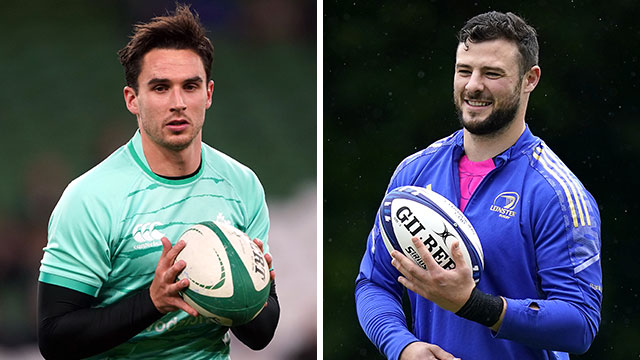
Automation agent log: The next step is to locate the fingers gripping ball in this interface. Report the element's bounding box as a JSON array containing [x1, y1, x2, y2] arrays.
[[175, 221, 271, 326], [379, 186, 484, 283]]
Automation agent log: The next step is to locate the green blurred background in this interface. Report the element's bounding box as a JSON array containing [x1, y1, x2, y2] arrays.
[[325, 0, 639, 359], [0, 0, 316, 359]]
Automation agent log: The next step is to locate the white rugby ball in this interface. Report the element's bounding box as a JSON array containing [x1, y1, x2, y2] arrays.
[[175, 221, 270, 326], [379, 186, 484, 283]]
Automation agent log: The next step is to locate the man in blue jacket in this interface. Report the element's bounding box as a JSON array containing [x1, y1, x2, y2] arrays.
[[355, 11, 602, 360]]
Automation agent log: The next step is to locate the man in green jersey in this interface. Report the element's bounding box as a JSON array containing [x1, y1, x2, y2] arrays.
[[37, 4, 279, 359]]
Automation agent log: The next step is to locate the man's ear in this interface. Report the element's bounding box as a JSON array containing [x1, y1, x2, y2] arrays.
[[523, 65, 541, 94], [124, 86, 139, 115], [205, 80, 214, 109]]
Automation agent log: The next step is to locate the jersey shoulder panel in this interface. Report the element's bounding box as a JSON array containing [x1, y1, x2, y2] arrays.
[[526, 142, 601, 272], [203, 144, 263, 184], [201, 143, 269, 245], [55, 144, 143, 232], [390, 132, 459, 188], [67, 145, 142, 201], [527, 142, 598, 230], [40, 144, 144, 294]]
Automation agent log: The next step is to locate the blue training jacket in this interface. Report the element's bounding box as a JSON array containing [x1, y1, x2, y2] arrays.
[[355, 126, 602, 360]]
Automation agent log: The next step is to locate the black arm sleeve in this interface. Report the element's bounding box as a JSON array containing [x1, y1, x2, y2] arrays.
[[37, 281, 164, 360], [230, 279, 280, 350]]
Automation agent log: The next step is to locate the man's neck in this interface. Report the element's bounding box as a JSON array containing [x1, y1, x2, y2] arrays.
[[140, 136, 202, 177], [462, 118, 526, 162]]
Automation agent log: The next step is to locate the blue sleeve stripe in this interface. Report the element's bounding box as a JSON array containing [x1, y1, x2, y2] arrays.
[[538, 147, 593, 227], [544, 145, 591, 226], [574, 253, 600, 274], [532, 149, 579, 226], [533, 147, 591, 228]]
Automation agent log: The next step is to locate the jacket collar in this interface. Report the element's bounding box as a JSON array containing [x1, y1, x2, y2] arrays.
[[452, 124, 538, 166]]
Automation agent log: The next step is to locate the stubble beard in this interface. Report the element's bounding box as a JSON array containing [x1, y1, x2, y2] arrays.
[[455, 87, 522, 137], [140, 117, 202, 152]]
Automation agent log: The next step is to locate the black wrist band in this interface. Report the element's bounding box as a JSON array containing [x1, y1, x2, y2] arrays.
[[455, 287, 504, 327]]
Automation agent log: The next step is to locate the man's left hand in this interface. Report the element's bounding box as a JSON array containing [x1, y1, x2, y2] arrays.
[[252, 238, 275, 282], [252, 238, 275, 309], [391, 237, 475, 312]]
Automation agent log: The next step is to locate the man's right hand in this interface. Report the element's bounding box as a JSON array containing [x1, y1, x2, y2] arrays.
[[149, 237, 199, 317], [400, 342, 461, 360]]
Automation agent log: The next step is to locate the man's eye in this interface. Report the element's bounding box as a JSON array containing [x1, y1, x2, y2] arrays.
[[486, 72, 501, 78], [153, 85, 168, 92], [185, 84, 199, 91], [457, 70, 471, 76]]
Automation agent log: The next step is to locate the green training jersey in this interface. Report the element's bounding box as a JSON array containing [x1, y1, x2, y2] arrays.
[[39, 131, 270, 359]]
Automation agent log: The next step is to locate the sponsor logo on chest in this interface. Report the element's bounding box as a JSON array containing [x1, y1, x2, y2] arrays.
[[489, 191, 520, 220], [131, 221, 165, 249], [129, 213, 233, 248]]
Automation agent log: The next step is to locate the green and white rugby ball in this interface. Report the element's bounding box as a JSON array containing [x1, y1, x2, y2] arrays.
[[175, 221, 270, 326]]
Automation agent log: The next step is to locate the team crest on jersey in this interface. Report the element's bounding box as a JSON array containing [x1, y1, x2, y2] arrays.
[[132, 222, 165, 249], [215, 212, 232, 226], [490, 192, 520, 220]]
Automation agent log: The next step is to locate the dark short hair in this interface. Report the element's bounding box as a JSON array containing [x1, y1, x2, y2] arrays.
[[457, 11, 539, 75], [117, 4, 214, 92]]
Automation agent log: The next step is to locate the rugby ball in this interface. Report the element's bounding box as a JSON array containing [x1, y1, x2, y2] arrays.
[[175, 221, 270, 326], [379, 186, 484, 283]]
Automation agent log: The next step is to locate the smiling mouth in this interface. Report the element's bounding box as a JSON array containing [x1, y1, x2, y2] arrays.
[[465, 99, 493, 107]]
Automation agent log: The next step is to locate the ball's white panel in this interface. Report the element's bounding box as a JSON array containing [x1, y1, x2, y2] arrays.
[[176, 224, 235, 298], [390, 198, 467, 270], [379, 186, 484, 282], [417, 187, 484, 266], [174, 221, 271, 325]]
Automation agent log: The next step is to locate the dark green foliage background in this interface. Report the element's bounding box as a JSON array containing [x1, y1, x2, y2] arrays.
[[325, 1, 639, 358]]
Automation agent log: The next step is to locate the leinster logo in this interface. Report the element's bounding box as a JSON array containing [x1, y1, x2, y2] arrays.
[[490, 191, 520, 219]]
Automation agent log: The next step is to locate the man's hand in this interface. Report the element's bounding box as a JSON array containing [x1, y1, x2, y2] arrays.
[[391, 237, 475, 312], [252, 238, 275, 309], [149, 237, 198, 317], [400, 342, 461, 360], [253, 238, 275, 282]]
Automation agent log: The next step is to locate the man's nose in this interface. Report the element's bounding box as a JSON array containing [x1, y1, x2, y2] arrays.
[[170, 88, 187, 112], [465, 71, 485, 93]]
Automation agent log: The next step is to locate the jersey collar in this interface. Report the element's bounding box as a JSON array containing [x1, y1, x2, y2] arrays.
[[453, 124, 538, 166], [126, 130, 205, 185]]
